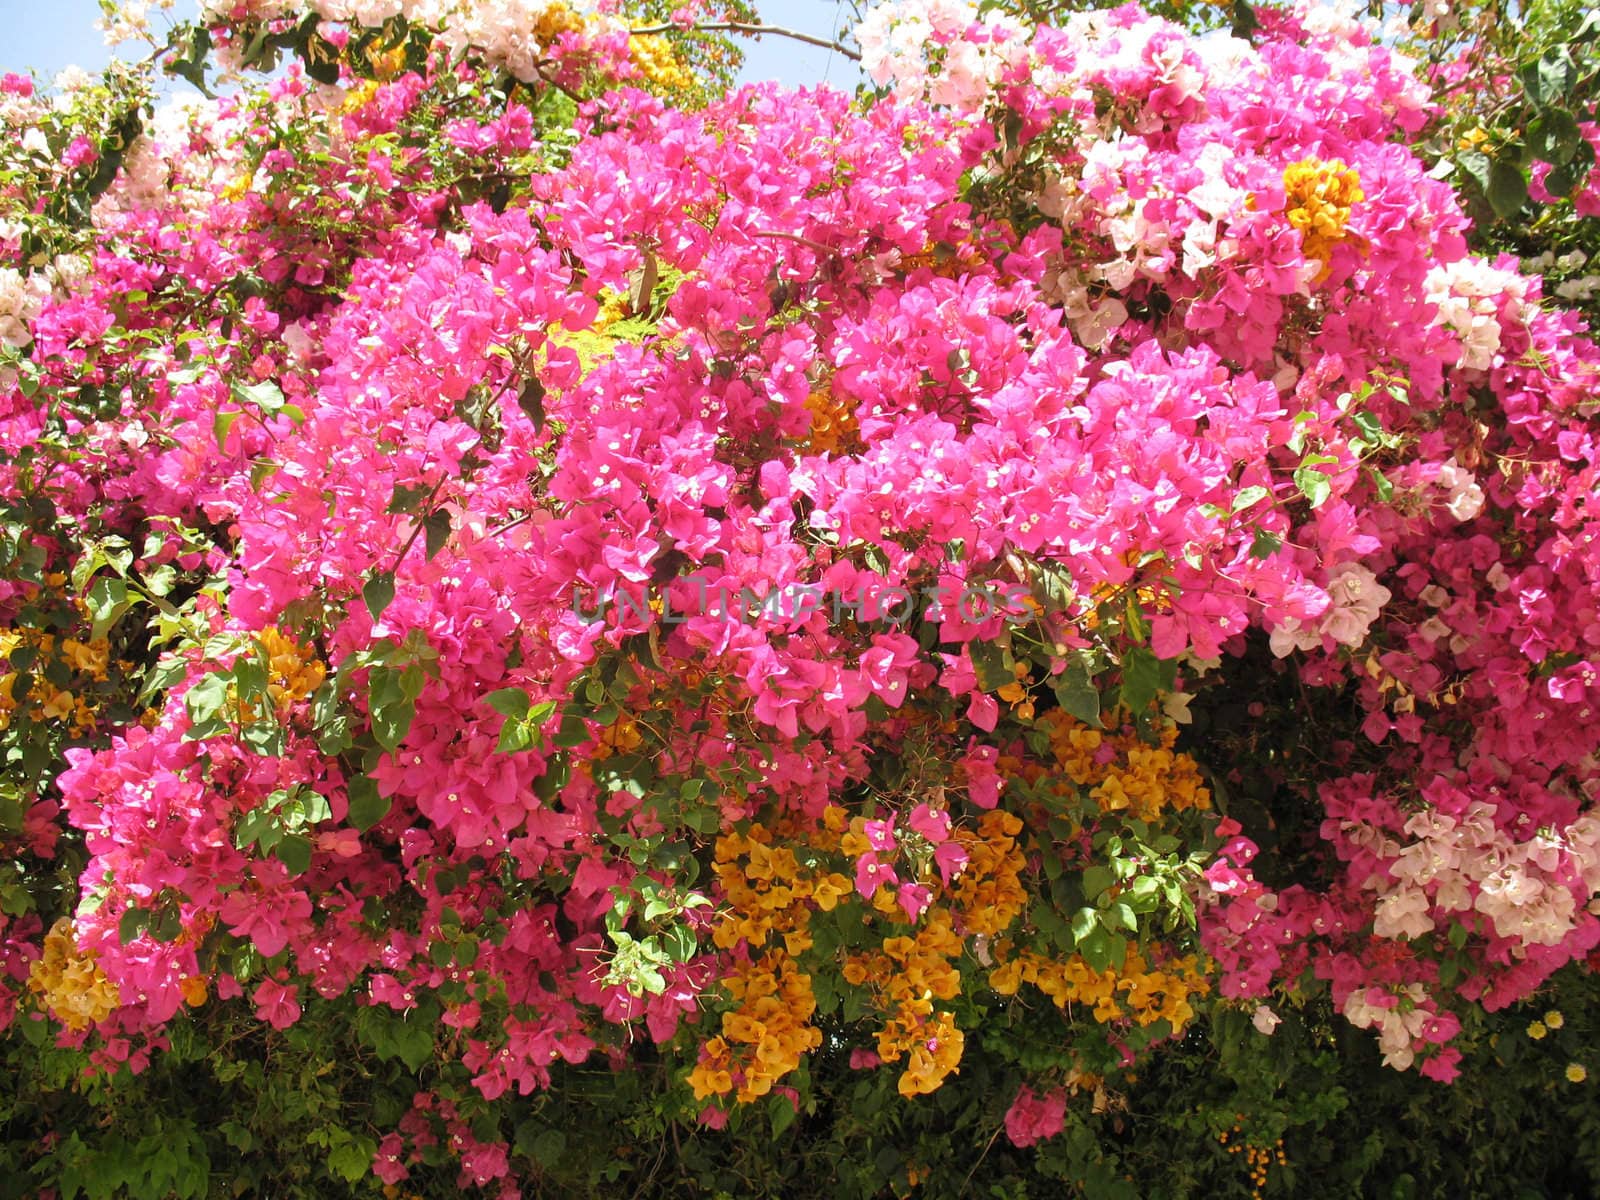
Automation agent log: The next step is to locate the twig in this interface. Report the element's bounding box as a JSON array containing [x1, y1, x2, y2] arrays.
[[628, 22, 862, 62], [747, 229, 839, 256], [961, 1122, 1005, 1193]]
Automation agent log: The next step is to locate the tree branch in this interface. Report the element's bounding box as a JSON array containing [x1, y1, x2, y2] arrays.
[[628, 22, 861, 62]]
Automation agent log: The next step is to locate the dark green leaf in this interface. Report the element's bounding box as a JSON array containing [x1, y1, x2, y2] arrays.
[[119, 907, 148, 944], [275, 834, 312, 875], [518, 376, 546, 433], [387, 483, 431, 514], [423, 510, 451, 561], [1249, 527, 1282, 559], [486, 687, 531, 718], [1455, 149, 1491, 195], [1520, 47, 1575, 107], [1487, 157, 1529, 219], [969, 639, 1012, 692], [1530, 109, 1583, 166], [1119, 646, 1163, 715], [1081, 864, 1114, 901], [363, 572, 396, 622], [1052, 659, 1102, 728]]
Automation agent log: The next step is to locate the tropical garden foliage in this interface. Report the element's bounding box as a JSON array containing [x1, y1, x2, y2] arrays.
[[1, 0, 1598, 1196]]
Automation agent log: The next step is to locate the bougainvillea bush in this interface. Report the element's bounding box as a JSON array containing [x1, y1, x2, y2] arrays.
[[3, 0, 1599, 1196]]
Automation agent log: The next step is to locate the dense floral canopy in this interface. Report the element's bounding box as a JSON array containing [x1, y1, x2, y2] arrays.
[[1, 0, 1599, 1196]]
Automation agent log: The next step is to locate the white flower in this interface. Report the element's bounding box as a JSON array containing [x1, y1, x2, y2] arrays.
[[1436, 457, 1484, 521]]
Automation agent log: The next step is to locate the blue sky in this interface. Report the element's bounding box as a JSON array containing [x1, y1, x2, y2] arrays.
[[3, 0, 863, 88]]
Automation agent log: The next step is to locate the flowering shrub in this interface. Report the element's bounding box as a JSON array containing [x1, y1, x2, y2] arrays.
[[2, 0, 1599, 1195]]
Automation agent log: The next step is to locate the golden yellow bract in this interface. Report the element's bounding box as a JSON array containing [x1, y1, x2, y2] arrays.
[[26, 919, 120, 1031], [1281, 157, 1364, 281]]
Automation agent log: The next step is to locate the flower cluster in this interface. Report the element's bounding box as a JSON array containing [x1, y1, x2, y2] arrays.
[[3, 0, 1600, 1188], [1280, 157, 1364, 278], [689, 948, 822, 1104], [844, 912, 966, 1096], [1035, 710, 1211, 824], [26, 919, 121, 1032], [0, 627, 110, 735]]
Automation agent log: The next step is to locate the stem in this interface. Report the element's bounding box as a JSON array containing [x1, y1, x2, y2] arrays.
[[746, 229, 839, 256], [628, 22, 862, 62]]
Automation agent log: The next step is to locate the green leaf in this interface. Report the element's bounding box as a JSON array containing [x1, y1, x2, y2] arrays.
[[328, 1137, 377, 1184], [1081, 864, 1114, 901], [1546, 160, 1583, 198], [969, 639, 1012, 692], [1249, 527, 1282, 559], [387, 483, 431, 514], [423, 510, 451, 560], [486, 687, 531, 719], [214, 408, 241, 452], [1070, 905, 1098, 946], [1119, 646, 1162, 714], [184, 671, 232, 726], [1520, 47, 1575, 107], [345, 774, 388, 832], [664, 923, 697, 962], [1293, 465, 1333, 509], [302, 36, 343, 85], [1455, 148, 1490, 195], [1053, 659, 1102, 727], [1108, 901, 1138, 932], [1230, 485, 1269, 513], [496, 721, 534, 754], [119, 907, 148, 944], [1530, 108, 1584, 166], [1367, 466, 1395, 503], [235, 805, 275, 850], [275, 834, 312, 875], [367, 666, 417, 752], [150, 905, 182, 943], [231, 379, 284, 413], [143, 563, 178, 597], [86, 576, 131, 640], [362, 572, 396, 622], [1486, 157, 1529, 219], [1078, 924, 1115, 972], [769, 1094, 797, 1138], [517, 376, 546, 433]]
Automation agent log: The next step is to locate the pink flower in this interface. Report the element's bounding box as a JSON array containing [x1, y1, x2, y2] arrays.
[[1004, 1084, 1067, 1147], [907, 802, 952, 844], [855, 853, 898, 900], [897, 882, 934, 921], [862, 817, 897, 852], [933, 840, 970, 885], [253, 977, 301, 1030], [62, 136, 98, 171], [1419, 1046, 1462, 1083]]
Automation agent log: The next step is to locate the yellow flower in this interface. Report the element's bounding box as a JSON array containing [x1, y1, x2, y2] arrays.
[[1545, 1010, 1565, 1030], [1281, 157, 1363, 279], [1567, 1063, 1587, 1083], [1528, 1020, 1548, 1040]]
